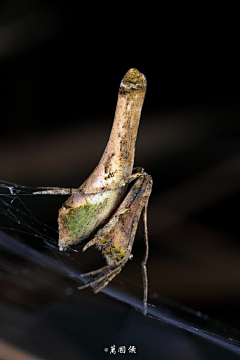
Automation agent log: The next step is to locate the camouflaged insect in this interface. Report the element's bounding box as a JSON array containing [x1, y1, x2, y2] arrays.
[[34, 69, 152, 315]]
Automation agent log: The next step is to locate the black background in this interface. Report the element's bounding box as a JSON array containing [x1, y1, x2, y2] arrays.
[[0, 1, 240, 359]]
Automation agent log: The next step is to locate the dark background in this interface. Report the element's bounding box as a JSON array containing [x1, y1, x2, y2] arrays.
[[0, 1, 240, 359]]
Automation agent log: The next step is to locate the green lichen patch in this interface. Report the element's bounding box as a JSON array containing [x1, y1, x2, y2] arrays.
[[60, 200, 107, 240]]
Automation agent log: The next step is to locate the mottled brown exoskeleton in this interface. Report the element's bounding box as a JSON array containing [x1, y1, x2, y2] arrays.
[[34, 69, 152, 315]]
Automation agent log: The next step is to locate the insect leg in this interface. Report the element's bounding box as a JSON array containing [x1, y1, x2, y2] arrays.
[[93, 266, 122, 294], [78, 266, 121, 291], [121, 174, 152, 315], [77, 269, 110, 290], [141, 200, 150, 316], [32, 187, 79, 195], [82, 237, 99, 252], [82, 208, 130, 253], [133, 167, 144, 174], [79, 263, 118, 277], [32, 172, 146, 195]]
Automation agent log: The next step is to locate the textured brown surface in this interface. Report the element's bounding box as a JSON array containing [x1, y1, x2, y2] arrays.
[[58, 69, 147, 251]]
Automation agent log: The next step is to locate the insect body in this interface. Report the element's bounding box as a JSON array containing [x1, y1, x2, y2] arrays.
[[34, 69, 152, 314]]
